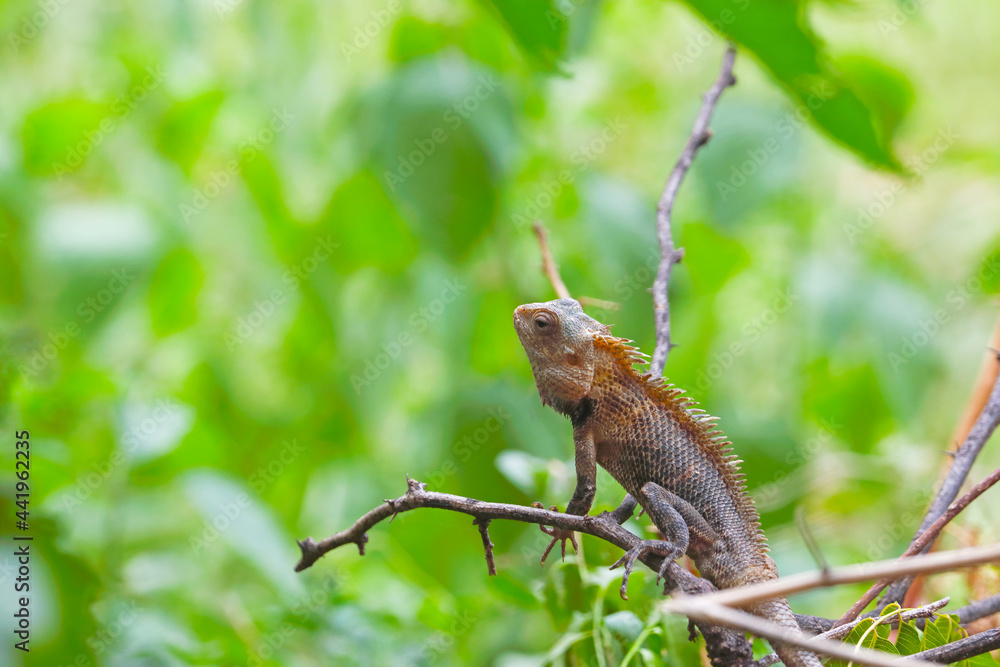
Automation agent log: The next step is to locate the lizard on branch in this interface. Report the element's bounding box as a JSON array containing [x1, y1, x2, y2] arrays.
[[514, 297, 822, 667]]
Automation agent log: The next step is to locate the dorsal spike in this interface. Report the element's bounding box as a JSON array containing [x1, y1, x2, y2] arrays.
[[592, 333, 769, 550]]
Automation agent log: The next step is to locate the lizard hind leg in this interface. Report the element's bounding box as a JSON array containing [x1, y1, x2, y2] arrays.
[[610, 482, 707, 600]]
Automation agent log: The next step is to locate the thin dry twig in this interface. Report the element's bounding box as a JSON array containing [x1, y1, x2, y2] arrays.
[[531, 223, 622, 311], [878, 352, 1000, 608], [948, 313, 1000, 450], [836, 464, 1000, 627], [532, 221, 571, 300], [954, 592, 1000, 625], [663, 597, 942, 667], [650, 43, 736, 377]]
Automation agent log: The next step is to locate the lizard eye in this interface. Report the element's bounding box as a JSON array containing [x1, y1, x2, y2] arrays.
[[533, 311, 556, 332]]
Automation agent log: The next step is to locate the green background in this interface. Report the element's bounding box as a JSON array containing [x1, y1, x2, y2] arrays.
[[1, 0, 998, 665]]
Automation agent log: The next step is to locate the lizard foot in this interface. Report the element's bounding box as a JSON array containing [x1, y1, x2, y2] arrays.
[[532, 502, 579, 565], [609, 539, 682, 600]]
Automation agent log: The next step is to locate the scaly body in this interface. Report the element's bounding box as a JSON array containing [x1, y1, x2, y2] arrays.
[[514, 298, 820, 667]]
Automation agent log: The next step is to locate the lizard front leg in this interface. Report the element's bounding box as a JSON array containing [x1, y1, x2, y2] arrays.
[[538, 426, 597, 564], [610, 481, 719, 600]]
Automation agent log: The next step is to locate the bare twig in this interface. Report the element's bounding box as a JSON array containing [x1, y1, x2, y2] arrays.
[[661, 543, 1000, 611], [532, 222, 571, 300], [910, 627, 1000, 663], [663, 597, 941, 667], [650, 44, 736, 376], [836, 465, 1000, 627], [531, 223, 621, 311], [474, 517, 497, 576], [879, 352, 1000, 607], [955, 592, 1000, 625], [578, 296, 621, 311]]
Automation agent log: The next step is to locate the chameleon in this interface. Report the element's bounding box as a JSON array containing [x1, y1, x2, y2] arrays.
[[513, 297, 821, 667]]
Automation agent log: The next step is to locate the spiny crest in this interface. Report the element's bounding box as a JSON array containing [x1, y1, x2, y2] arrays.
[[594, 333, 768, 550]]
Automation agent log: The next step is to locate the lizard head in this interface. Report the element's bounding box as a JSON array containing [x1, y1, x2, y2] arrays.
[[513, 298, 610, 414]]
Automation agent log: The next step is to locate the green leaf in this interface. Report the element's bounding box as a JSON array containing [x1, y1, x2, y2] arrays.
[[389, 16, 452, 63], [968, 651, 1000, 667], [923, 614, 963, 650], [156, 90, 225, 175], [845, 617, 875, 645], [681, 0, 903, 170], [148, 248, 204, 336], [21, 99, 108, 176], [835, 55, 914, 142], [894, 621, 922, 655], [484, 0, 566, 71], [603, 611, 644, 645]]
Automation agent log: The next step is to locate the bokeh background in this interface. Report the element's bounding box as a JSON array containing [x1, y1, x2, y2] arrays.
[[1, 0, 999, 665]]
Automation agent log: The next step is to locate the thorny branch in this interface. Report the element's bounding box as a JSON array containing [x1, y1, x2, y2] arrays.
[[650, 43, 736, 377], [296, 478, 756, 667]]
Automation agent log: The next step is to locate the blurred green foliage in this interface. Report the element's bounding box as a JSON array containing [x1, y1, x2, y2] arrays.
[[1, 0, 999, 665]]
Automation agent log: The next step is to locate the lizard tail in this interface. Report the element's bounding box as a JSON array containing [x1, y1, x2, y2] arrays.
[[750, 597, 823, 667]]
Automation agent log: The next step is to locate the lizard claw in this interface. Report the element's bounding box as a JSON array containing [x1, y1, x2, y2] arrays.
[[609, 539, 680, 600], [533, 502, 579, 565]]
